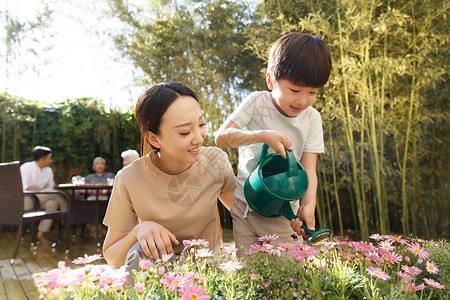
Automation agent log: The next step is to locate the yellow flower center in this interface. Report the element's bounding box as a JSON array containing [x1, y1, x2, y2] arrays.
[[375, 272, 381, 276], [415, 249, 422, 254], [172, 280, 180, 285], [302, 252, 310, 256], [189, 293, 199, 300]]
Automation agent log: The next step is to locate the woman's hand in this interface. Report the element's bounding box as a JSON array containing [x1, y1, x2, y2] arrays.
[[133, 221, 179, 259]]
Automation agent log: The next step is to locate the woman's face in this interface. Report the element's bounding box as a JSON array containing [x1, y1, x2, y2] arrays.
[[148, 95, 207, 174]]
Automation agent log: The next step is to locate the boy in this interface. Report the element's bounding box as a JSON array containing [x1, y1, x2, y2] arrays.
[[215, 32, 331, 254]]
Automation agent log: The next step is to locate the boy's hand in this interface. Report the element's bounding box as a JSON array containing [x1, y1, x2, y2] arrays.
[[261, 130, 293, 159], [290, 204, 316, 239]]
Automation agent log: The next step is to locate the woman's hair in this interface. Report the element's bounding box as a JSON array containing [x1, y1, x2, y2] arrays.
[[268, 32, 332, 88], [135, 82, 199, 155]]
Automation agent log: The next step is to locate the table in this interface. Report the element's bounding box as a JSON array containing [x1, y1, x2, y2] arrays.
[[57, 183, 113, 249]]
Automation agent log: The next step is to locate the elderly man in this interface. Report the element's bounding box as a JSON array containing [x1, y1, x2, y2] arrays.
[[121, 149, 140, 168], [20, 146, 67, 244], [85, 157, 115, 200]]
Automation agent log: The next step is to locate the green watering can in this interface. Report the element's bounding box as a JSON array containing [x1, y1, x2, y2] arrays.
[[244, 143, 332, 245]]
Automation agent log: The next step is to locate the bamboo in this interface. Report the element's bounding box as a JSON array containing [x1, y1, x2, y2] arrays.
[[337, 10, 366, 240], [401, 7, 417, 235], [329, 127, 344, 236]]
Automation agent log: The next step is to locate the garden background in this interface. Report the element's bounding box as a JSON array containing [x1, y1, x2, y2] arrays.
[[1, 0, 448, 242]]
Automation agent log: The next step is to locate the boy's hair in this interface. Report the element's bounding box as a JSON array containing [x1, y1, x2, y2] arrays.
[[268, 32, 332, 88], [32, 146, 52, 161]]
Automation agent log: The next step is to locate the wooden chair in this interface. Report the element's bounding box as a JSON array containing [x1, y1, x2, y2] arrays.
[[0, 161, 69, 264]]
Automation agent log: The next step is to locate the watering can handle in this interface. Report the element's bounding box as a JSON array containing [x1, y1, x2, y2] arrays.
[[260, 144, 298, 178]]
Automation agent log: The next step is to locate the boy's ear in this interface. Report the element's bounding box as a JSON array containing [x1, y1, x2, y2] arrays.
[[266, 72, 274, 90], [146, 131, 160, 149]]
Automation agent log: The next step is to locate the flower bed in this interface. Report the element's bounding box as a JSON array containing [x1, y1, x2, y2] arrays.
[[35, 235, 449, 299]]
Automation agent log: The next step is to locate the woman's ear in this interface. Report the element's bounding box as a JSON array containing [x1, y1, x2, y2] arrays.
[[146, 131, 160, 149], [266, 72, 274, 90]]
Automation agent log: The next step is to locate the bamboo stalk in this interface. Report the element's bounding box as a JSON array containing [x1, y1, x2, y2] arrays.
[[329, 127, 344, 236], [337, 10, 366, 240]]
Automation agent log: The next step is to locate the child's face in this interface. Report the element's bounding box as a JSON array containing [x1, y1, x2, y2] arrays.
[[267, 74, 319, 117], [148, 95, 207, 174]]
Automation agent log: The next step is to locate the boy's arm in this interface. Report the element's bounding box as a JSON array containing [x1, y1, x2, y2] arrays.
[[290, 152, 318, 238], [215, 120, 293, 159]]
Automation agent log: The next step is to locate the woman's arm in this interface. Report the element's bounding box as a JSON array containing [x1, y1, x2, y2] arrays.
[[103, 221, 180, 268]]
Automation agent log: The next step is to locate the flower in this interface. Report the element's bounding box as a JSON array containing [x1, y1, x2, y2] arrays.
[[183, 239, 209, 248], [218, 261, 244, 272], [291, 245, 319, 263], [378, 240, 395, 252], [425, 260, 440, 275], [72, 254, 103, 264], [162, 272, 186, 291], [35, 266, 85, 289], [221, 247, 238, 255], [423, 278, 446, 289], [402, 283, 425, 292], [179, 284, 210, 300], [247, 243, 271, 255], [365, 266, 391, 280], [265, 244, 285, 257], [135, 282, 145, 294], [139, 258, 152, 271], [369, 233, 384, 240], [257, 234, 279, 244], [196, 248, 214, 259], [385, 235, 408, 244], [401, 265, 422, 275], [383, 252, 402, 265], [407, 242, 430, 260]]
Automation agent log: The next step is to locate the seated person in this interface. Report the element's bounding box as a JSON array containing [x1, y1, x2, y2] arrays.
[[20, 146, 67, 244], [84, 157, 115, 200], [121, 149, 140, 168]]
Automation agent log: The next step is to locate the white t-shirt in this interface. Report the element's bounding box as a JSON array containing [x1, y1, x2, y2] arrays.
[[225, 91, 325, 203], [20, 161, 55, 190]]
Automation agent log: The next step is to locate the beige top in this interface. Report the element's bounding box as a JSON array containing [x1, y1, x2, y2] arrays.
[[103, 147, 236, 254]]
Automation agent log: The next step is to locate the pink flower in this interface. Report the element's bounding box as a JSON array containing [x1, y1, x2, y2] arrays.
[[35, 267, 85, 289], [250, 273, 257, 281], [278, 242, 297, 250], [247, 244, 271, 255], [156, 253, 174, 264], [423, 278, 446, 289], [425, 260, 439, 275], [72, 253, 103, 264], [291, 245, 319, 263], [183, 239, 209, 248], [135, 282, 145, 294], [365, 266, 391, 280], [265, 244, 285, 257], [369, 233, 384, 241], [98, 266, 128, 290], [162, 272, 186, 291], [218, 261, 244, 272], [407, 242, 430, 260], [385, 235, 408, 244], [195, 249, 214, 259], [383, 252, 402, 265], [179, 284, 210, 300], [353, 241, 376, 252], [378, 240, 395, 252], [396, 271, 411, 283], [257, 234, 279, 244], [221, 247, 238, 255], [401, 265, 422, 276], [402, 283, 425, 292], [139, 258, 152, 271]]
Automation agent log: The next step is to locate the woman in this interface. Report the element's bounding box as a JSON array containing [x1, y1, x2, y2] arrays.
[[102, 82, 236, 270]]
